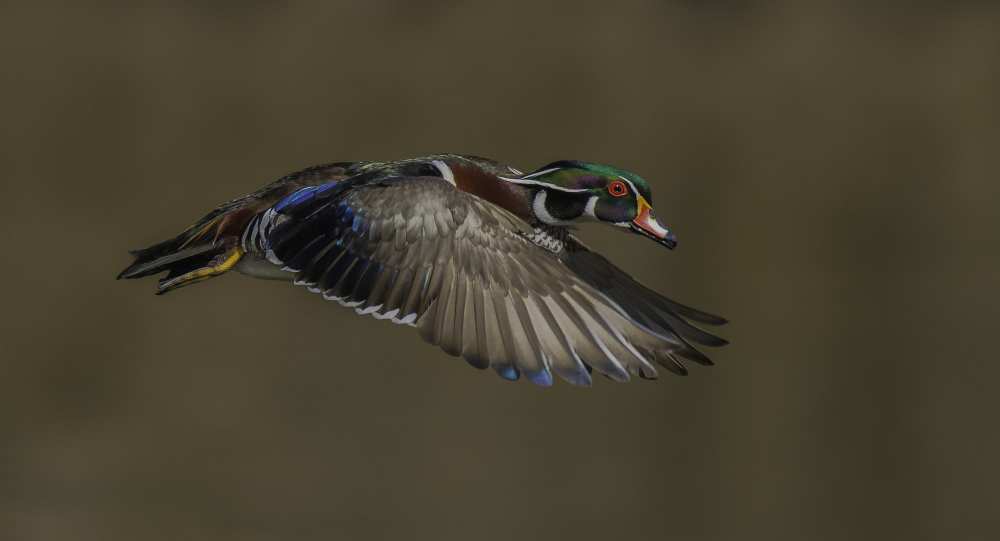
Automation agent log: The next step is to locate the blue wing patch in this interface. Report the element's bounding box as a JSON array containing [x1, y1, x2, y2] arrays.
[[273, 181, 340, 213]]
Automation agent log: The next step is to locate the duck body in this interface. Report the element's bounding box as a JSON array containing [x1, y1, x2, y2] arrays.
[[119, 154, 726, 386], [241, 155, 533, 281]]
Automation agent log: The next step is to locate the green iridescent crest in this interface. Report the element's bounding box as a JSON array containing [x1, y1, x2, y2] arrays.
[[513, 160, 650, 196]]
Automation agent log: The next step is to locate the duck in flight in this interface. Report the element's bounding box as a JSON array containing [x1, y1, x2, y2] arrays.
[[118, 154, 727, 386]]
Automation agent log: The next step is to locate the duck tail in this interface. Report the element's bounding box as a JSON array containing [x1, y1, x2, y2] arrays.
[[118, 161, 362, 294], [117, 204, 258, 294]]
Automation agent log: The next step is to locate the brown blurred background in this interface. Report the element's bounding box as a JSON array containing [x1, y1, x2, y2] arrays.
[[2, 1, 998, 540]]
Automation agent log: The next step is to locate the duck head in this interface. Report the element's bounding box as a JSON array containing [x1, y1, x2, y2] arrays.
[[501, 161, 677, 249]]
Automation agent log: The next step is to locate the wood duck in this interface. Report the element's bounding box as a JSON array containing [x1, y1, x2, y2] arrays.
[[119, 154, 727, 386]]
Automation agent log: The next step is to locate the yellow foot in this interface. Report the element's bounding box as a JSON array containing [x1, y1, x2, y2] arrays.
[[156, 247, 244, 295]]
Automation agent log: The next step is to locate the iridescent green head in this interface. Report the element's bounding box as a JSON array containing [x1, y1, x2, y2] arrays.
[[501, 160, 677, 249]]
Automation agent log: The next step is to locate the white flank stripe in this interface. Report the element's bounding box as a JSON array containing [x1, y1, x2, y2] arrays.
[[431, 160, 456, 186]]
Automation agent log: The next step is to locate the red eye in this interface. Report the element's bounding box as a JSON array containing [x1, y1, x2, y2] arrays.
[[608, 180, 629, 197]]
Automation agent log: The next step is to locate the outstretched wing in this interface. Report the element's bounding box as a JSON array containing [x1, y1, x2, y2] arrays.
[[260, 175, 718, 385]]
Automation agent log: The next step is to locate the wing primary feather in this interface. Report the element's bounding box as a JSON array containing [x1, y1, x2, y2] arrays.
[[320, 250, 358, 293], [444, 263, 466, 357], [361, 263, 393, 309], [660, 298, 728, 326], [491, 284, 518, 361], [466, 274, 491, 369], [634, 347, 660, 379], [534, 296, 591, 385], [480, 284, 513, 379], [507, 294, 549, 385], [460, 276, 487, 369], [671, 335, 715, 366], [401, 266, 428, 321], [384, 267, 413, 316], [546, 291, 606, 378], [344, 257, 378, 304], [561, 290, 630, 382], [655, 351, 689, 376], [589, 302, 660, 377], [355, 258, 382, 303], [420, 239, 452, 314], [296, 239, 343, 286], [434, 263, 461, 355], [283, 233, 334, 273], [655, 310, 729, 347]]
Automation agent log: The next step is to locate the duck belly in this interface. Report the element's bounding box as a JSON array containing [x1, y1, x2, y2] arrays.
[[235, 255, 293, 280]]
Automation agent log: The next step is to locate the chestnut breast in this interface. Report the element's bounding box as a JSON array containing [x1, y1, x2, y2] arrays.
[[448, 161, 532, 219]]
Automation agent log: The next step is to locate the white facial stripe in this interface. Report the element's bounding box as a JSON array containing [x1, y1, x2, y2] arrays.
[[619, 176, 643, 201], [497, 175, 591, 193], [523, 167, 562, 179], [431, 160, 456, 186]]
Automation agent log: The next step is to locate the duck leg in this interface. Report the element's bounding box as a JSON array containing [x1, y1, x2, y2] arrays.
[[156, 246, 244, 295]]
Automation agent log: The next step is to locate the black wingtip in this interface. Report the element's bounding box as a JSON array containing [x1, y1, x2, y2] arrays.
[[675, 344, 716, 366], [684, 311, 729, 327], [663, 298, 728, 326], [660, 311, 729, 348], [704, 335, 730, 348], [655, 352, 689, 376]]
